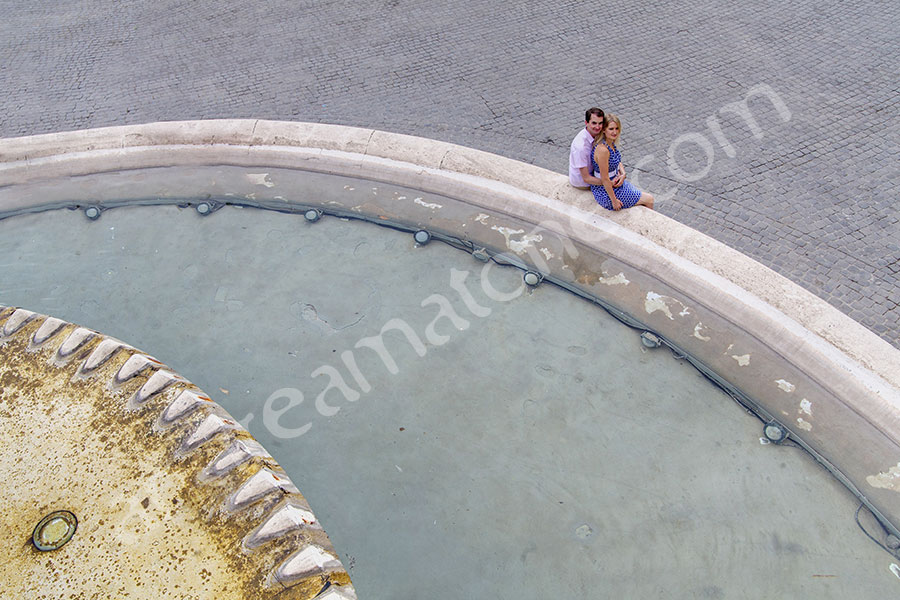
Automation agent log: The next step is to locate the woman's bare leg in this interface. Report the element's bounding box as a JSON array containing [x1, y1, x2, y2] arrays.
[[636, 192, 654, 210]]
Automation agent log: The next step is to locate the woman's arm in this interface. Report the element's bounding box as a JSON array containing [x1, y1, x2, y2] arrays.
[[594, 145, 623, 210]]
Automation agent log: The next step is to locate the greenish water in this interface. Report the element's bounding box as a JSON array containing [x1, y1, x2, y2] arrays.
[[1, 197, 896, 598]]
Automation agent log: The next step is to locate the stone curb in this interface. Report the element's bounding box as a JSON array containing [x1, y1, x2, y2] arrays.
[[2, 120, 899, 533], [1, 120, 897, 390]]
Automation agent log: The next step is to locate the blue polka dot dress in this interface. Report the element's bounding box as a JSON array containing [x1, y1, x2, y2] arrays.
[[590, 141, 643, 210]]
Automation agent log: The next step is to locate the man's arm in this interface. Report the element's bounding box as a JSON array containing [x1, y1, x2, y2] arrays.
[[586, 165, 626, 188], [578, 166, 605, 187]]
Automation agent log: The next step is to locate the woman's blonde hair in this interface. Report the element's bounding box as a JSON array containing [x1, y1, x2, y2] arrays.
[[604, 114, 622, 139], [592, 113, 622, 149]]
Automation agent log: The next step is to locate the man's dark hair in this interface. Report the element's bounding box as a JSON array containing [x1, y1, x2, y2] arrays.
[[585, 107, 605, 122]]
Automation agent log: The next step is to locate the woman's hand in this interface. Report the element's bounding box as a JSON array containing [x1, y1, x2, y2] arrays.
[[611, 195, 624, 210], [612, 165, 626, 187]]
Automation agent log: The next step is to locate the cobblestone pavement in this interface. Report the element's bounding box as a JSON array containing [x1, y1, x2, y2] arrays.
[[1, 0, 898, 347]]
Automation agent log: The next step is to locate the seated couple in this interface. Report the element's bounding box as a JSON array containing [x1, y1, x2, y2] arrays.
[[569, 107, 654, 211]]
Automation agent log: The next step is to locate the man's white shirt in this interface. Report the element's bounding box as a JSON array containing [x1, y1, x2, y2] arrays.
[[568, 127, 594, 187]]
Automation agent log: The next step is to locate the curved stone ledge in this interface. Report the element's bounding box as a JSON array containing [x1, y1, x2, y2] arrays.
[[1, 120, 899, 537]]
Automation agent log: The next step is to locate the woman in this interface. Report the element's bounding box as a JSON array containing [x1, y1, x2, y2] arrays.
[[590, 115, 654, 211]]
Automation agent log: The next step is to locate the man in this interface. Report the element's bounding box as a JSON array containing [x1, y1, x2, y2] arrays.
[[568, 107, 625, 189]]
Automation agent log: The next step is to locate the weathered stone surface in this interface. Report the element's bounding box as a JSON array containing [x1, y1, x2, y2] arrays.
[[0, 308, 355, 599]]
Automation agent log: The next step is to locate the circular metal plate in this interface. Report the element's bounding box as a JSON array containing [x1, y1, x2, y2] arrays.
[[32, 511, 78, 551]]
